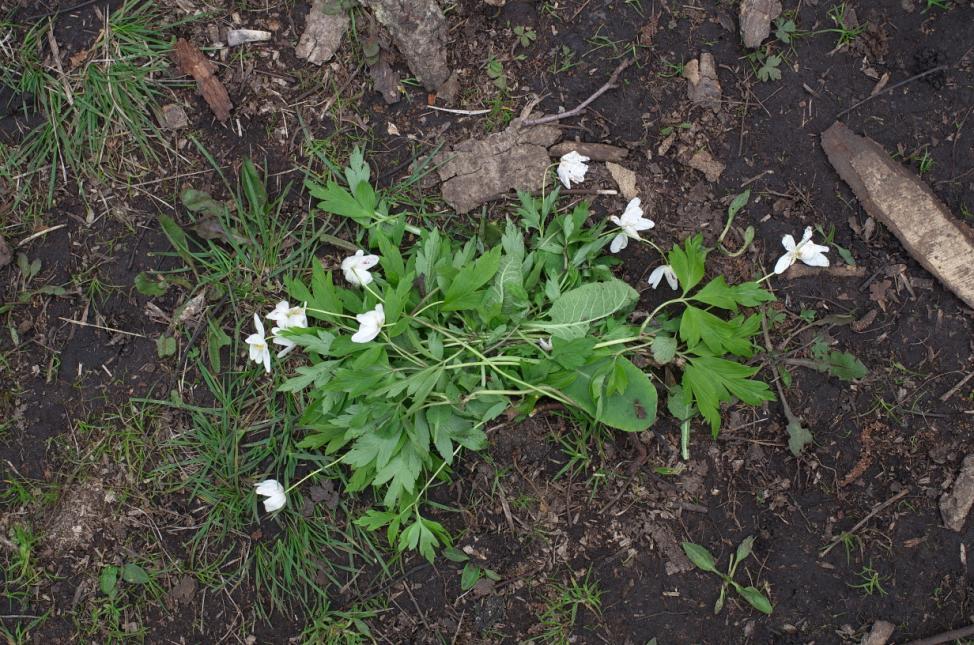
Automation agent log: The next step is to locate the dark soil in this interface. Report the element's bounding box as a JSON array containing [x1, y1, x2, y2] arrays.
[[2, 0, 973, 642]]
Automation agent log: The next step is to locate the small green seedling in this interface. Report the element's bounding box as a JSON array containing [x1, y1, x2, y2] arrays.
[[486, 57, 508, 91], [774, 17, 797, 43], [814, 223, 855, 266], [513, 25, 537, 48], [681, 537, 773, 615], [658, 58, 685, 78], [717, 190, 755, 257], [850, 564, 887, 596], [825, 3, 865, 48]]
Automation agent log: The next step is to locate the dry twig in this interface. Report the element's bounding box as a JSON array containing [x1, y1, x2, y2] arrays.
[[523, 59, 632, 127]]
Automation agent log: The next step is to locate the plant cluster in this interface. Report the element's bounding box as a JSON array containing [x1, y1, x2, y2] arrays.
[[240, 149, 811, 561]]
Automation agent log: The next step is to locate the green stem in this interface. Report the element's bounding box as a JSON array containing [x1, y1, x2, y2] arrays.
[[285, 455, 343, 494]]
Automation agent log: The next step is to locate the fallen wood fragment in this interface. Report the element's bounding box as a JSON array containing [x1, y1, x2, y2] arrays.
[[295, 0, 348, 65], [739, 0, 781, 48], [548, 142, 628, 162], [434, 118, 560, 214], [780, 264, 866, 279], [821, 122, 974, 308], [173, 39, 232, 122], [360, 0, 450, 91], [940, 454, 974, 532]]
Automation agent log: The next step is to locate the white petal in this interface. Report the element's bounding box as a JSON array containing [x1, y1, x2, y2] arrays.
[[610, 233, 627, 253], [781, 234, 796, 252], [800, 226, 814, 243], [557, 165, 572, 189], [800, 251, 830, 268], [631, 217, 655, 232], [253, 313, 264, 337], [774, 252, 795, 275], [262, 349, 271, 373], [664, 267, 679, 290], [648, 266, 665, 289]]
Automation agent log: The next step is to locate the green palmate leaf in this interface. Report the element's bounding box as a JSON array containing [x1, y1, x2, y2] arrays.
[[787, 419, 813, 456], [668, 234, 708, 293], [691, 276, 738, 310], [355, 509, 397, 531], [681, 542, 719, 573], [278, 361, 338, 393], [731, 282, 776, 307], [683, 355, 774, 435], [306, 179, 374, 226], [284, 329, 335, 355], [737, 585, 774, 615], [651, 335, 678, 364], [442, 245, 502, 311], [692, 277, 773, 311], [679, 306, 761, 357], [558, 356, 657, 432], [542, 278, 638, 339]]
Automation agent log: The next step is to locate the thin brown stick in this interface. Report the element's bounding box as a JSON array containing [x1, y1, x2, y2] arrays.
[[523, 59, 632, 127], [904, 624, 974, 645], [835, 65, 948, 118], [940, 371, 974, 402], [836, 44, 973, 119], [819, 488, 909, 558]]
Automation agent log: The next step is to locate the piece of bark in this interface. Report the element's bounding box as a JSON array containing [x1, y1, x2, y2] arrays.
[[158, 103, 189, 129], [781, 263, 867, 279], [435, 118, 561, 214], [548, 142, 629, 162], [173, 39, 232, 122], [360, 0, 450, 91], [739, 0, 782, 48], [679, 147, 724, 182], [607, 162, 638, 201], [683, 53, 722, 111], [862, 620, 895, 645], [369, 54, 400, 105], [821, 121, 974, 308], [295, 0, 349, 65], [940, 454, 974, 532]]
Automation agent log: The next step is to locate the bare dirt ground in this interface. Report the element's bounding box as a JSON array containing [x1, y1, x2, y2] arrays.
[[1, 0, 973, 643]]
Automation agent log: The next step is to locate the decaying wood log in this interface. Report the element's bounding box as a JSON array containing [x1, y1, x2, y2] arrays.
[[821, 121, 974, 309]]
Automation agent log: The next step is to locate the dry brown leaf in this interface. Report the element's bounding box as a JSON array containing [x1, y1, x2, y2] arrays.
[[173, 38, 232, 122]]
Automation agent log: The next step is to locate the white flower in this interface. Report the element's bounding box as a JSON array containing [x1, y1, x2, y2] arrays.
[[774, 226, 830, 275], [537, 337, 553, 352], [341, 250, 380, 287], [609, 198, 654, 253], [557, 151, 589, 189], [351, 303, 385, 344], [271, 326, 296, 357], [245, 313, 271, 373], [648, 264, 679, 290], [266, 300, 307, 330], [254, 479, 286, 513]]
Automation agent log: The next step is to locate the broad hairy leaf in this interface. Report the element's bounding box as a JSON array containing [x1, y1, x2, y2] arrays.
[[787, 419, 813, 456], [736, 585, 773, 615], [557, 356, 657, 432], [540, 278, 637, 339]]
